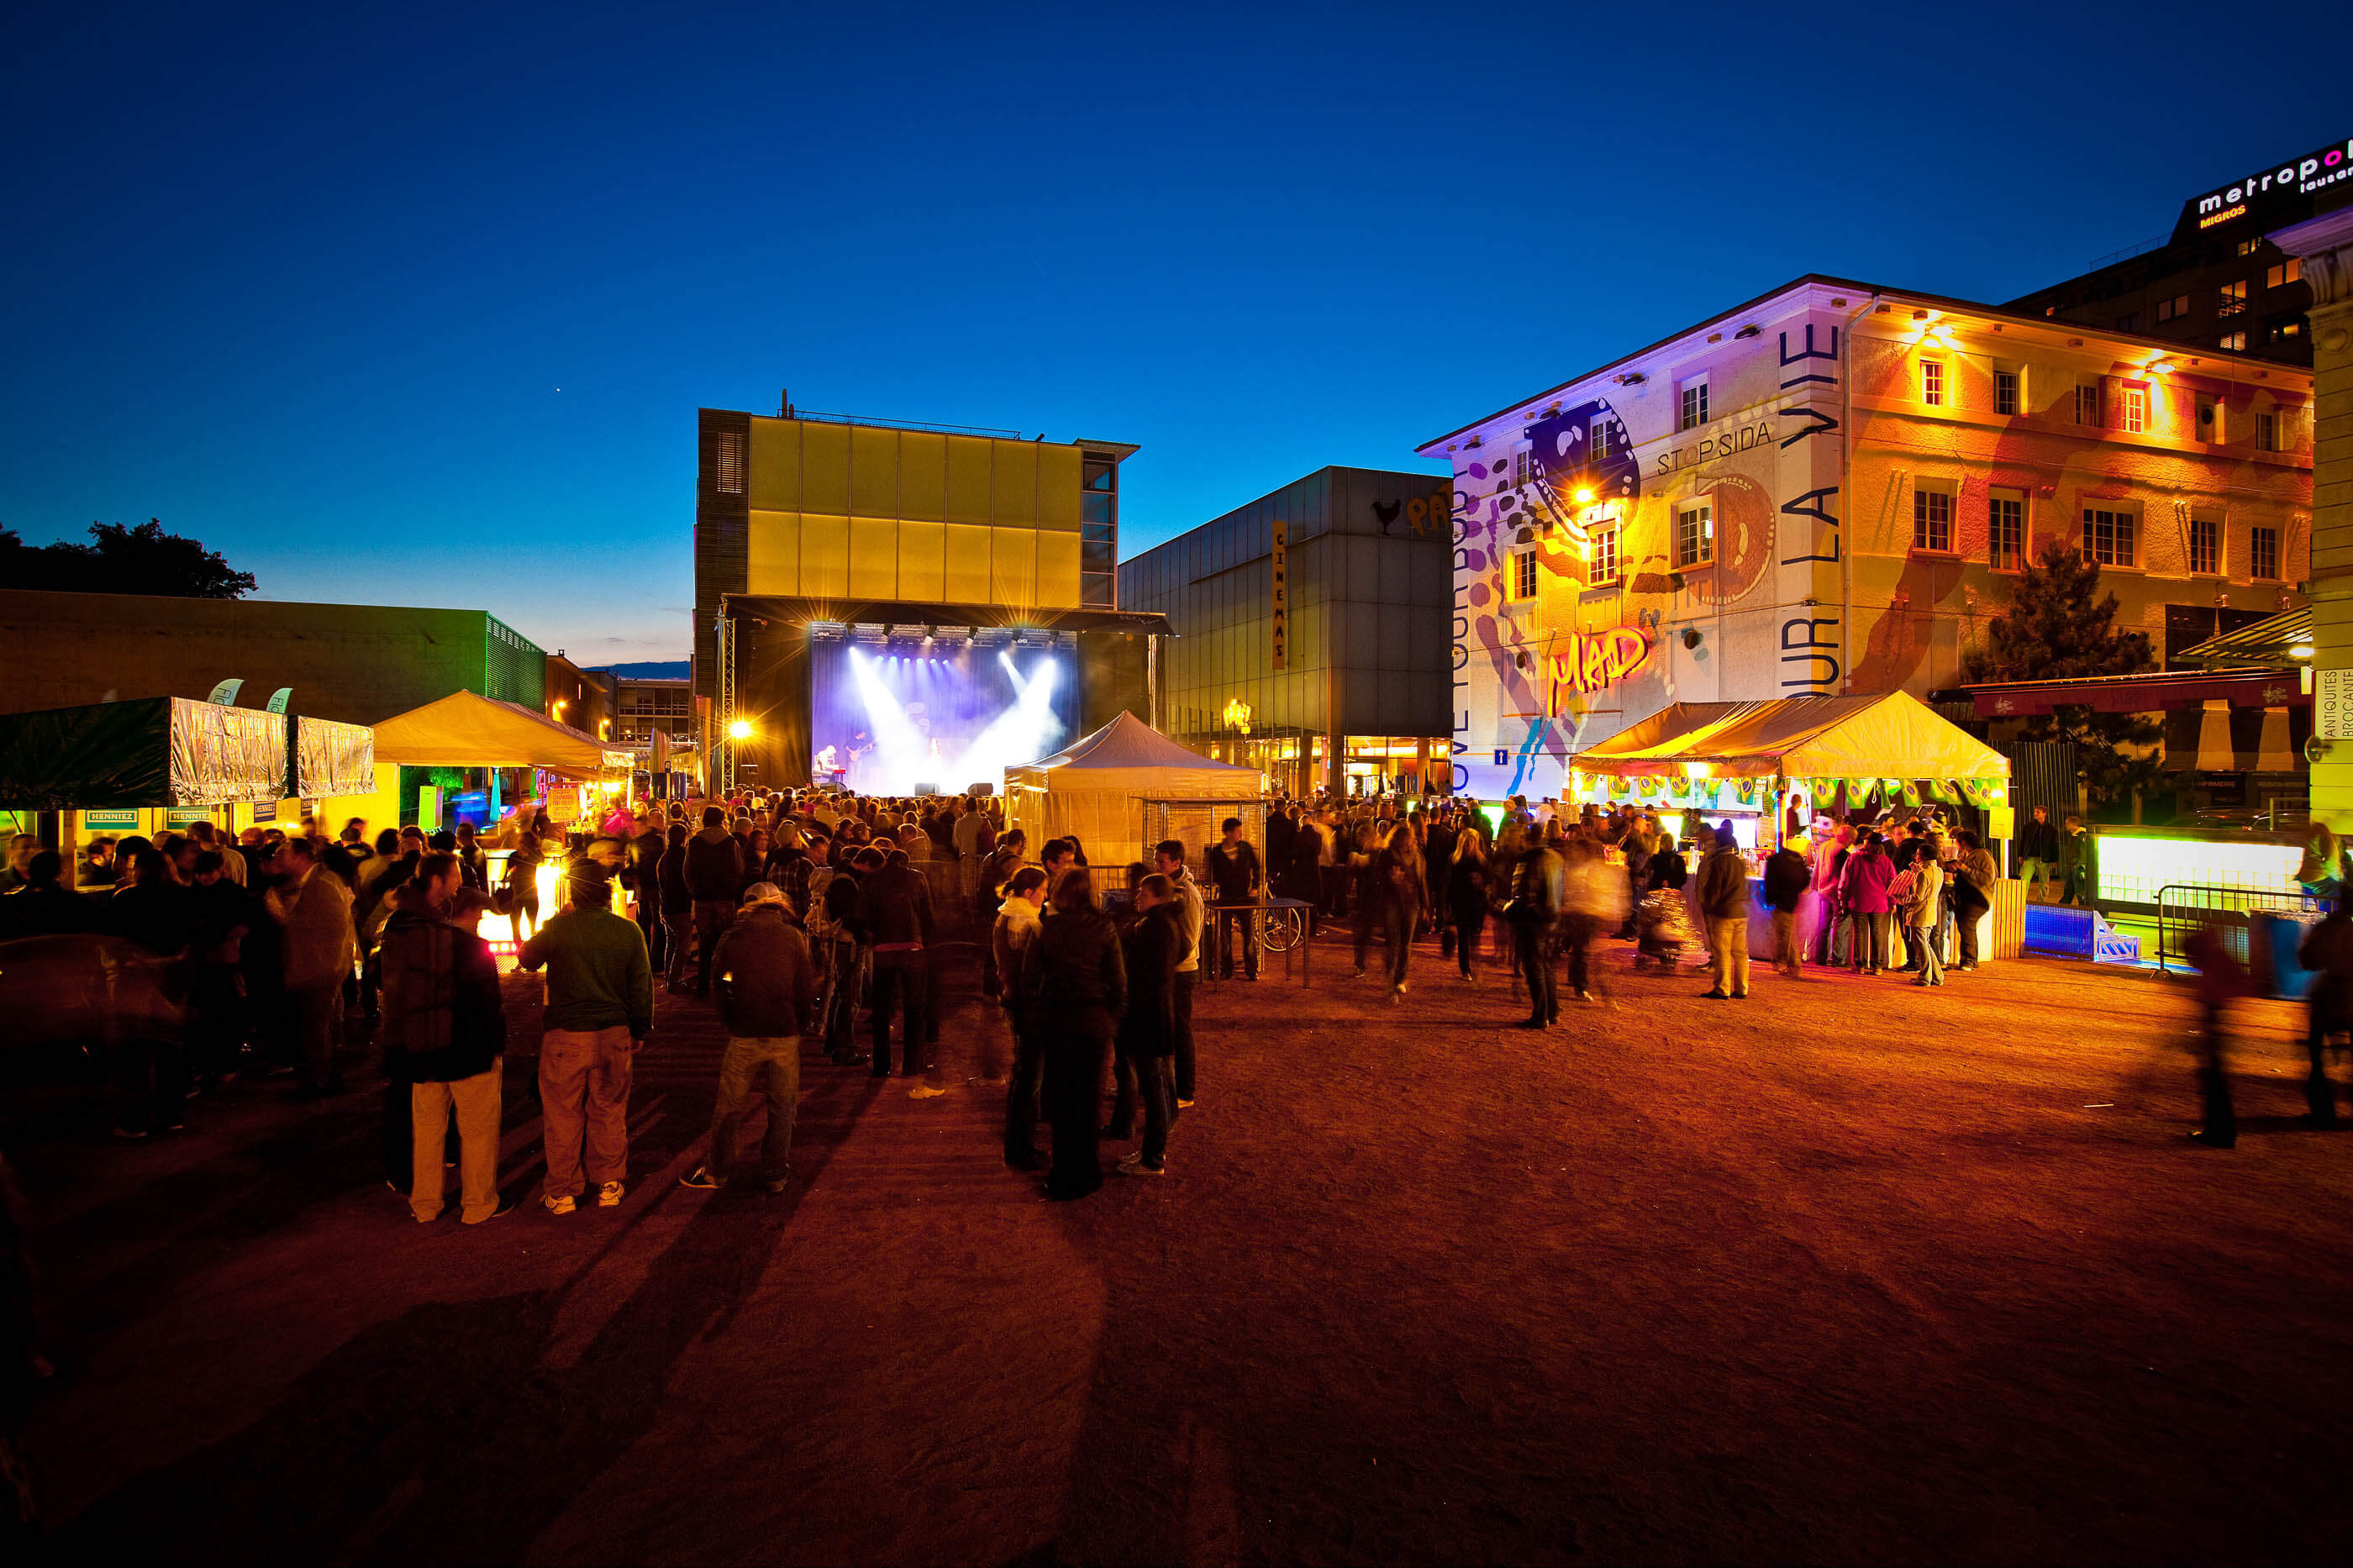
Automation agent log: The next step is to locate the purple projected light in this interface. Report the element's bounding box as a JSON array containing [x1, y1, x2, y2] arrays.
[[810, 637, 1073, 795]]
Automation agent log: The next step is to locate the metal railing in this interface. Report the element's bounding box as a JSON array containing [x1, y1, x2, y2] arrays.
[[2153, 881, 2321, 974]]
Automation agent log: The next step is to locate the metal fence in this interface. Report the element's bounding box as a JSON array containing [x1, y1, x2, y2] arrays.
[[2153, 880, 2322, 973]]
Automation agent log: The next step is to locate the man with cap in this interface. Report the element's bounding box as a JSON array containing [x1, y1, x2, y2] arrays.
[[682, 882, 816, 1192], [519, 861, 654, 1214]]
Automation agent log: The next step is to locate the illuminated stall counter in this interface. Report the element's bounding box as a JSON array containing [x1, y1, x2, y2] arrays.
[[2087, 824, 2305, 912]]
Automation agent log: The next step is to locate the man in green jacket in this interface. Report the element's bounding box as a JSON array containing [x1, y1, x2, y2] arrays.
[[520, 864, 653, 1214]]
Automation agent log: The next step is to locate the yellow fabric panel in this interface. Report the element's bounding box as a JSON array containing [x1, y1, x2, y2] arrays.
[[746, 509, 802, 595], [800, 513, 850, 598], [898, 518, 946, 601], [945, 436, 993, 526], [850, 425, 898, 517], [1037, 444, 1082, 530], [801, 423, 850, 515], [898, 431, 947, 523], [748, 418, 798, 511], [990, 526, 1038, 605], [1035, 529, 1081, 608], [992, 440, 1039, 525], [942, 524, 992, 602], [847, 516, 898, 599]]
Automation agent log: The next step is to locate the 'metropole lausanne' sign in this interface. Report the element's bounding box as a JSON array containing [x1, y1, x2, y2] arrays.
[[2177, 134, 2353, 238]]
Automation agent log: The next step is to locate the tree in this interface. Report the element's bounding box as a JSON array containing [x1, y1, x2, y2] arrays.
[[0, 519, 255, 598], [1962, 538, 2161, 813]]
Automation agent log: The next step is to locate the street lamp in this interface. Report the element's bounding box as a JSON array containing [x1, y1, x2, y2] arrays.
[[727, 718, 753, 741]]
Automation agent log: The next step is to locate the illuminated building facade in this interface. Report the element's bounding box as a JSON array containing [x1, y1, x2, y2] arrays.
[[694, 403, 1163, 791], [1422, 276, 2315, 799], [1118, 466, 1454, 796], [2008, 134, 2352, 367], [544, 652, 614, 742]]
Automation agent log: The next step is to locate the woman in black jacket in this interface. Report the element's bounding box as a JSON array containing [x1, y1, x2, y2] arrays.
[[1447, 835, 1491, 981], [1022, 869, 1127, 1198], [1108, 874, 1185, 1173]]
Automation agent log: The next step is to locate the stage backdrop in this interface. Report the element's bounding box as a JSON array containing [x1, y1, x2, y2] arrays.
[[808, 637, 1076, 797]]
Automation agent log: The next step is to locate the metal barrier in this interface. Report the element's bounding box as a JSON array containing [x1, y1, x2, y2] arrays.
[[2152, 881, 2319, 974]]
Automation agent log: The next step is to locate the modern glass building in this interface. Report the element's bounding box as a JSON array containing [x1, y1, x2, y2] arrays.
[[1119, 466, 1453, 796]]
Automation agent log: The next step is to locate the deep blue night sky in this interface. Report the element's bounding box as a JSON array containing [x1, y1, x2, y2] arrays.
[[3, 1, 2340, 660]]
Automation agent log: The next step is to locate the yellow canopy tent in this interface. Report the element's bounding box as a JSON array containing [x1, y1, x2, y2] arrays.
[[1575, 691, 2009, 787], [1004, 711, 1261, 868], [371, 691, 631, 776]]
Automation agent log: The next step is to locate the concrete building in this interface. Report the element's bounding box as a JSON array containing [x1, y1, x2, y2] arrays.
[[1420, 276, 2314, 799], [2007, 133, 2350, 367], [545, 652, 614, 742], [0, 589, 546, 723], [1118, 466, 1453, 796]]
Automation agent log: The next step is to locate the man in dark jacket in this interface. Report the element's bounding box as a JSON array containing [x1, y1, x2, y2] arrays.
[[1506, 839, 1564, 1029], [683, 807, 745, 996], [1024, 868, 1126, 1199], [860, 848, 937, 1086], [2017, 805, 2060, 902], [1205, 818, 1263, 981], [1761, 843, 1812, 979], [1696, 827, 1752, 999], [682, 883, 817, 1192], [1109, 874, 1185, 1176], [379, 855, 510, 1224]]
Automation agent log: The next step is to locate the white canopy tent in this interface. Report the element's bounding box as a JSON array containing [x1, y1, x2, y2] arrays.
[[1004, 712, 1261, 868]]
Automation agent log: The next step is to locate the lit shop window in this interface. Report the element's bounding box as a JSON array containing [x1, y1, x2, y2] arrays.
[[2190, 515, 2219, 576], [1678, 379, 1708, 432], [2084, 505, 2137, 568], [2122, 385, 2147, 434], [1989, 493, 2024, 571], [1913, 487, 1954, 552], [1674, 502, 1714, 568], [2251, 525, 2280, 581], [1994, 369, 2019, 416]]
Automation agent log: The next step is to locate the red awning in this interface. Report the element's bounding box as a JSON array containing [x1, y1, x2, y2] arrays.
[[1966, 670, 2305, 718]]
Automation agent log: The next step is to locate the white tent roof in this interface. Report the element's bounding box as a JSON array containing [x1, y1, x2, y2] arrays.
[[1008, 711, 1259, 794]]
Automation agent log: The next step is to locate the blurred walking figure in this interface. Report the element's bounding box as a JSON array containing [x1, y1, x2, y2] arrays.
[[521, 866, 652, 1214], [1505, 831, 1564, 1029], [1376, 822, 1424, 1002], [995, 867, 1050, 1169], [1696, 826, 1750, 1000], [681, 883, 814, 1193], [1632, 842, 1696, 971], [2182, 927, 2254, 1149], [1150, 840, 1204, 1106], [1559, 837, 1624, 1004], [1022, 870, 1126, 1200], [655, 823, 692, 992], [2297, 900, 2353, 1127], [268, 835, 355, 1096], [1448, 833, 1491, 982]]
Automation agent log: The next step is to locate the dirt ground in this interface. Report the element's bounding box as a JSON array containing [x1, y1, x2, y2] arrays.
[[8, 924, 2353, 1566]]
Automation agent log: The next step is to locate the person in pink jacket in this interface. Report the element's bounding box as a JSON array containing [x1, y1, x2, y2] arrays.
[[1838, 833, 1897, 976]]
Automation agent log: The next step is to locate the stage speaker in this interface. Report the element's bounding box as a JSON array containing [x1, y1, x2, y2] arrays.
[[913, 782, 939, 797], [966, 782, 995, 797]]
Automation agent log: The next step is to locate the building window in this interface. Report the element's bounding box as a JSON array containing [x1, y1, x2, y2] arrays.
[[2217, 281, 2247, 317], [2074, 382, 2103, 426], [1084, 459, 1117, 492], [2251, 525, 2280, 581], [1512, 550, 1539, 600], [712, 429, 745, 494], [1994, 369, 2019, 416], [2084, 505, 2137, 567], [2190, 514, 2219, 576], [2257, 411, 2280, 451], [2156, 294, 2190, 323], [2237, 237, 2262, 256], [2269, 316, 2304, 344], [2114, 313, 2142, 333], [2122, 385, 2147, 434], [2266, 257, 2303, 289], [1674, 502, 1714, 568], [1679, 379, 1709, 431], [1589, 526, 1620, 586], [1592, 418, 1621, 460], [1913, 487, 1954, 552], [1989, 492, 2024, 571], [2219, 330, 2249, 351], [1920, 359, 1945, 406], [1513, 450, 1529, 487]]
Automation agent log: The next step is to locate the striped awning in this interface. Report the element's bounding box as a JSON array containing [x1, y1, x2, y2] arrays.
[[2176, 607, 2311, 668]]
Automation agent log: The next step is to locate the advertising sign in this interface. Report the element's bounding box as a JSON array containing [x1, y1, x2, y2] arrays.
[[2317, 667, 2353, 740], [81, 808, 140, 829], [1270, 516, 1289, 671], [165, 808, 215, 827]]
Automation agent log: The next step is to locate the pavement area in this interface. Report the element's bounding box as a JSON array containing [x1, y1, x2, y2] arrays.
[[8, 924, 2353, 1565]]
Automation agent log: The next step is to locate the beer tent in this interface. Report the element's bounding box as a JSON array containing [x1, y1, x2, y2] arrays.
[[371, 691, 630, 777], [1005, 711, 1261, 868]]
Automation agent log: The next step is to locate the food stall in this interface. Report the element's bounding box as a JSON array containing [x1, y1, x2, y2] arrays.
[[1570, 691, 2016, 964], [371, 691, 635, 942], [0, 697, 295, 874]]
